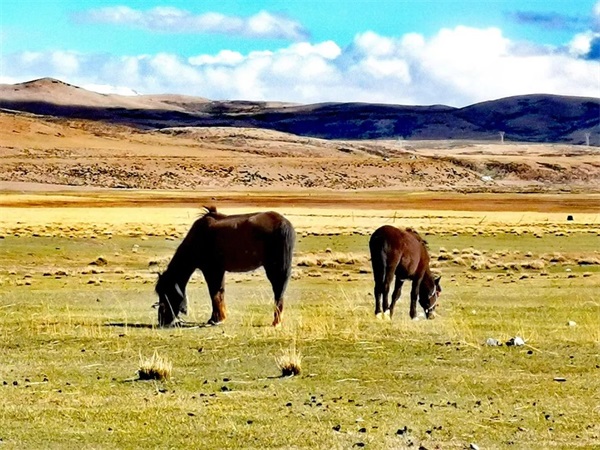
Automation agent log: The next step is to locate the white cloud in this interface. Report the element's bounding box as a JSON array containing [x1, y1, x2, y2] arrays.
[[189, 50, 245, 66], [81, 83, 139, 95], [74, 7, 309, 40], [2, 26, 598, 106], [353, 31, 397, 56], [50, 51, 80, 75], [568, 31, 598, 56], [594, 0, 600, 30]]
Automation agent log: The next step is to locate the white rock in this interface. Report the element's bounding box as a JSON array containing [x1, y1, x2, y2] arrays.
[[486, 338, 501, 346]]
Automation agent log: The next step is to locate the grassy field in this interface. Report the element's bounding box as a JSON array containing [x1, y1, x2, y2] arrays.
[[1, 202, 599, 449]]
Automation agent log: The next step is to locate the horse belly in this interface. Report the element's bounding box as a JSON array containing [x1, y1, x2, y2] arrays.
[[221, 247, 265, 273]]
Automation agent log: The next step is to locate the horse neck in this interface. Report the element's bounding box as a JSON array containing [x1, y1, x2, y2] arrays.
[[165, 243, 197, 288], [421, 268, 435, 288]]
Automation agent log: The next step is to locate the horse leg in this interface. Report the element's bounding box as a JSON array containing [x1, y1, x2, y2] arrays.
[[265, 264, 290, 327], [389, 277, 404, 318], [204, 269, 226, 325], [381, 268, 395, 320], [373, 282, 383, 317], [409, 279, 421, 320]]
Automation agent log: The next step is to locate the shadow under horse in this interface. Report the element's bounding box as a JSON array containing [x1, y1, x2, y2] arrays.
[[155, 206, 295, 327], [369, 225, 441, 320]]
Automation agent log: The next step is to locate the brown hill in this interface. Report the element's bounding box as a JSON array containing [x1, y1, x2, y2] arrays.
[[0, 78, 597, 145], [0, 77, 210, 111]]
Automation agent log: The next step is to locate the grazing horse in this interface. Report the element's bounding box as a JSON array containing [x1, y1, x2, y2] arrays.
[[155, 206, 295, 327], [369, 225, 441, 320]]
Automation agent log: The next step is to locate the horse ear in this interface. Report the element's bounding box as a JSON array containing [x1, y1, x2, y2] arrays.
[[434, 275, 442, 286], [175, 283, 185, 298]]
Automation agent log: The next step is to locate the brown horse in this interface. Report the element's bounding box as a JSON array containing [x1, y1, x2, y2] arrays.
[[155, 206, 295, 327], [369, 225, 441, 320]]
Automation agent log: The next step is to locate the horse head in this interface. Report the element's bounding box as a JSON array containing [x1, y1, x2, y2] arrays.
[[420, 274, 442, 319], [155, 271, 188, 327]]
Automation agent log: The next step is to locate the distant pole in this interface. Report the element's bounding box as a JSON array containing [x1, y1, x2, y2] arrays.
[[499, 131, 505, 144], [585, 132, 590, 146]]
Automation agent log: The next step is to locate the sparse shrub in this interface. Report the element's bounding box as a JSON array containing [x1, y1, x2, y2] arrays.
[[452, 257, 468, 266], [520, 260, 546, 270], [89, 256, 108, 266], [275, 346, 302, 377], [138, 351, 172, 381], [470, 256, 489, 271], [296, 254, 320, 267], [545, 252, 567, 263], [333, 253, 359, 265], [577, 257, 600, 266]]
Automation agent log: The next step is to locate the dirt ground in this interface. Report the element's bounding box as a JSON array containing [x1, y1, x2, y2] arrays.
[[1, 111, 599, 194]]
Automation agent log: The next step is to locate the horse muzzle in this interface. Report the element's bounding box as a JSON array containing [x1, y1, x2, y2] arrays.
[[425, 309, 436, 320]]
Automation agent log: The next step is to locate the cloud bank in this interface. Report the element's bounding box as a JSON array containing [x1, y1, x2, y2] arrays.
[[2, 4, 599, 106], [73, 6, 309, 40]]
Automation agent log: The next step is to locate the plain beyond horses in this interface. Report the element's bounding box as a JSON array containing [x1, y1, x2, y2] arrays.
[[155, 207, 295, 327], [369, 225, 441, 320]]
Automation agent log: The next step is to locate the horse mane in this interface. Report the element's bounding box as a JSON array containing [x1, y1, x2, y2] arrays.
[[196, 205, 229, 223], [198, 205, 218, 218]]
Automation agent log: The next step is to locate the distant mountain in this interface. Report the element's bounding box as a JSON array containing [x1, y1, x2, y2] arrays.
[[0, 78, 598, 145]]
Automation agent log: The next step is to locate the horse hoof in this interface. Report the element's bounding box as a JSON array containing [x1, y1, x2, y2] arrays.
[[411, 317, 419, 321], [375, 312, 383, 320], [272, 322, 282, 328], [383, 310, 391, 321]]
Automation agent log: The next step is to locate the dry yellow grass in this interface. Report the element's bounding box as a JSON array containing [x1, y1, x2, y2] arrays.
[[137, 351, 173, 381], [275, 345, 303, 377]]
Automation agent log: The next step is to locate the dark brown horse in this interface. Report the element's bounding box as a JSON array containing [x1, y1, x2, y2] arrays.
[[369, 225, 441, 320], [155, 206, 295, 327]]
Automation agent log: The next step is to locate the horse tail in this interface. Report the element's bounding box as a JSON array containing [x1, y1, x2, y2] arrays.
[[277, 218, 296, 278], [369, 231, 386, 286]]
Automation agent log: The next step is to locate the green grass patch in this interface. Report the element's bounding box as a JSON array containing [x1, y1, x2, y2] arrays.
[[1, 232, 599, 449]]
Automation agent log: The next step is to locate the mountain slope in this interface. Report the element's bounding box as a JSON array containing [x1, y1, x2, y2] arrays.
[[0, 78, 597, 145]]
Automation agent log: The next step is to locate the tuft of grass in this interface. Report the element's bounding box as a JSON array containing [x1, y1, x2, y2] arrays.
[[137, 351, 172, 381], [275, 345, 302, 377], [520, 259, 546, 270]]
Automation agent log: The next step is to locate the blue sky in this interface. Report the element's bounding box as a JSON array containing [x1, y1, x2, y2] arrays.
[[1, 1, 598, 105]]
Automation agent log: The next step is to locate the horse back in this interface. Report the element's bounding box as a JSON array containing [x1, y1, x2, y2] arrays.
[[370, 225, 429, 278], [199, 211, 294, 272]]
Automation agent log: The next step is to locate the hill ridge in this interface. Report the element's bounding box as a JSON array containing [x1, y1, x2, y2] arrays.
[[0, 78, 598, 145]]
